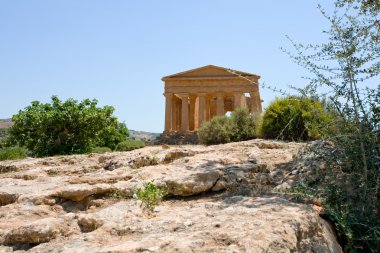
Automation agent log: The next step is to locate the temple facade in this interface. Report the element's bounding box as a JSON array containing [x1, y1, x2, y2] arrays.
[[162, 65, 262, 132]]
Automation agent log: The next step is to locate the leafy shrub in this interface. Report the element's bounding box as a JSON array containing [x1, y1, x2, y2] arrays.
[[198, 116, 232, 145], [9, 96, 128, 157], [115, 139, 145, 151], [134, 181, 167, 212], [260, 97, 332, 141], [198, 108, 258, 145], [230, 108, 258, 142], [0, 147, 27, 161], [90, 147, 112, 154], [96, 122, 129, 151]]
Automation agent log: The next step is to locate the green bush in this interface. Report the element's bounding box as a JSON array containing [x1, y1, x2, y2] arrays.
[[0, 147, 27, 161], [90, 146, 112, 154], [9, 96, 128, 157], [134, 181, 167, 212], [198, 116, 232, 145], [260, 97, 332, 141], [115, 139, 145, 151], [230, 108, 258, 142], [198, 108, 258, 145]]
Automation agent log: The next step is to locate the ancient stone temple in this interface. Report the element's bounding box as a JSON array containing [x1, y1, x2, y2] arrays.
[[162, 65, 262, 133]]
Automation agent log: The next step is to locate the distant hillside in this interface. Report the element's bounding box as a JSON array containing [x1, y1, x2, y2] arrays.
[[0, 119, 13, 129], [129, 130, 160, 141]]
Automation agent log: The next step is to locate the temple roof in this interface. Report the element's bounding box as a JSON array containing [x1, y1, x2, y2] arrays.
[[162, 65, 260, 81]]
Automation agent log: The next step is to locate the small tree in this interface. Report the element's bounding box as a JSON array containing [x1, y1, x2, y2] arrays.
[[10, 96, 128, 157], [284, 1, 380, 251]]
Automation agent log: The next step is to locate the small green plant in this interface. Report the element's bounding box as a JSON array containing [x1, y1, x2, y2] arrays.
[[115, 139, 145, 152], [0, 147, 27, 161], [134, 181, 167, 212], [90, 146, 112, 154]]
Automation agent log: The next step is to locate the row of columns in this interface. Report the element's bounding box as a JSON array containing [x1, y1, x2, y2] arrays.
[[165, 92, 261, 132]]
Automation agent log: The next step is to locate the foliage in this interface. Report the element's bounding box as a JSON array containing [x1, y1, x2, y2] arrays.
[[134, 181, 167, 212], [198, 116, 232, 145], [90, 147, 112, 154], [0, 128, 10, 148], [0, 147, 27, 161], [9, 96, 128, 157], [336, 0, 380, 14], [260, 97, 333, 141], [115, 139, 145, 152], [198, 108, 258, 145], [230, 107, 259, 142], [283, 1, 380, 251], [96, 122, 129, 151]]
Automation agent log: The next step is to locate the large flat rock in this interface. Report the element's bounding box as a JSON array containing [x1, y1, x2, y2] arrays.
[[0, 139, 342, 252]]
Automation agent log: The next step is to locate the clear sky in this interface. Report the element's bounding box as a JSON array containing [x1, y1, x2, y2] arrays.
[[0, 0, 335, 133]]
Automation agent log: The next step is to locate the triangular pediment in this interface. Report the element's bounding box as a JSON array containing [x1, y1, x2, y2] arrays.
[[162, 65, 259, 80]]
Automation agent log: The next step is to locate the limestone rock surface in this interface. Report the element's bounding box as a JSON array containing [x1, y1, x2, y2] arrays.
[[0, 139, 342, 252]]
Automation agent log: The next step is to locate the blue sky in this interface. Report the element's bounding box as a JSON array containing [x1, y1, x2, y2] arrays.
[[0, 0, 335, 132]]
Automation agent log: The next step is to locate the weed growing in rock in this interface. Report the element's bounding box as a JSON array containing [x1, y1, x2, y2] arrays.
[[134, 181, 167, 212]]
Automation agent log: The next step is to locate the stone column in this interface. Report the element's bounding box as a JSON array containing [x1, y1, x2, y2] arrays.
[[250, 92, 257, 113], [216, 94, 224, 116], [258, 97, 263, 112], [198, 94, 206, 128], [164, 93, 173, 132], [242, 95, 247, 108], [189, 96, 196, 131], [210, 99, 217, 119], [172, 96, 178, 131], [205, 97, 210, 121], [234, 93, 243, 110], [180, 94, 189, 132]]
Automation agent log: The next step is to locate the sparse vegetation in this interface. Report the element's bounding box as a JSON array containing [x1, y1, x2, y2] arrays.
[[198, 108, 258, 145], [260, 96, 333, 141], [282, 1, 380, 251], [115, 139, 145, 152], [0, 147, 27, 161], [90, 147, 112, 154], [134, 181, 167, 212]]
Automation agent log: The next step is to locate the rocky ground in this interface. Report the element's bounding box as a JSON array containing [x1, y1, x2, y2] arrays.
[[0, 139, 342, 253]]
